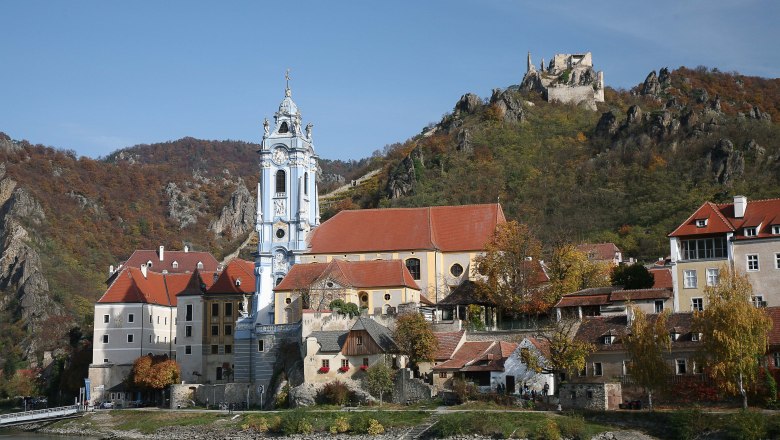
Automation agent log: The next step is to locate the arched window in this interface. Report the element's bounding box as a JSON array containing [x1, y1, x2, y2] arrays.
[[275, 170, 286, 194], [279, 121, 289, 133], [304, 172, 309, 195], [405, 258, 421, 280]]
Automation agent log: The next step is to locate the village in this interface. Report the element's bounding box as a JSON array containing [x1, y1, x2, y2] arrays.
[[86, 68, 780, 417]]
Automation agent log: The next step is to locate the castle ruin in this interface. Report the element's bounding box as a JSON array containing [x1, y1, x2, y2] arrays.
[[521, 51, 604, 110]]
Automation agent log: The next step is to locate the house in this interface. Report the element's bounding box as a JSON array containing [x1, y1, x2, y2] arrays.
[[576, 243, 623, 266], [302, 316, 403, 383], [273, 259, 421, 324], [300, 204, 506, 307], [417, 330, 466, 389], [500, 337, 555, 395], [432, 340, 517, 392], [176, 259, 256, 384], [555, 286, 673, 320], [669, 195, 780, 311]]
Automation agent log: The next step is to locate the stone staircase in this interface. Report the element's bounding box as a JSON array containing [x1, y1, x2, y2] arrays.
[[398, 413, 439, 440]]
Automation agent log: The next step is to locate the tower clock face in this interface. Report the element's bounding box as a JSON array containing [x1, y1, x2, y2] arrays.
[[272, 147, 288, 164]]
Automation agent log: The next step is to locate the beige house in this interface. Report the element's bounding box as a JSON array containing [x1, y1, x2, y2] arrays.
[[669, 195, 780, 311], [273, 259, 421, 324], [300, 204, 506, 306]]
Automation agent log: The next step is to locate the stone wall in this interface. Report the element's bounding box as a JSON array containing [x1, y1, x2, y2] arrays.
[[170, 383, 262, 409], [559, 382, 622, 410], [547, 86, 598, 110], [87, 363, 133, 404], [392, 368, 434, 404]]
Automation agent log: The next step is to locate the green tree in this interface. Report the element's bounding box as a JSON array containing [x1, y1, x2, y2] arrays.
[[521, 318, 594, 391], [693, 268, 771, 409], [393, 312, 438, 367], [329, 299, 360, 318], [364, 362, 394, 406], [611, 263, 655, 289], [548, 244, 612, 301], [624, 307, 671, 410], [473, 221, 549, 316]]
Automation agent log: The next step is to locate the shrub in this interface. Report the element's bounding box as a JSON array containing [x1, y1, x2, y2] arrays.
[[669, 408, 708, 440], [557, 414, 586, 440], [533, 418, 561, 440], [318, 380, 354, 405], [350, 412, 371, 433], [274, 384, 289, 408], [329, 416, 350, 434], [451, 378, 477, 403], [367, 418, 385, 435], [726, 410, 767, 440], [280, 410, 312, 435]]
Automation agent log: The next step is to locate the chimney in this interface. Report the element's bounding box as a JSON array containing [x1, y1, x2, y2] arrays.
[[158, 245, 164, 261], [109, 265, 114, 275], [141, 263, 148, 278], [184, 245, 189, 253], [734, 195, 747, 218]]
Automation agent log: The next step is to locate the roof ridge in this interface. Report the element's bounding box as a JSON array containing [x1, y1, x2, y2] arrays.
[[162, 274, 173, 306], [427, 206, 438, 250]]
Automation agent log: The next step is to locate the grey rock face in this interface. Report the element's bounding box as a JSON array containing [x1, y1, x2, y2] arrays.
[[456, 128, 473, 152], [208, 179, 256, 240], [596, 111, 619, 136], [165, 182, 200, 229], [453, 93, 482, 117], [708, 138, 744, 185], [641, 71, 660, 96], [747, 105, 772, 121], [626, 105, 644, 125], [710, 94, 722, 112], [696, 88, 710, 103], [658, 67, 671, 86], [489, 89, 526, 123], [386, 153, 417, 199]]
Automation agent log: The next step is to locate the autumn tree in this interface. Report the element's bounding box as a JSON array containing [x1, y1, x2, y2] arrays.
[[474, 221, 549, 317], [130, 355, 181, 390], [624, 308, 671, 410], [364, 362, 394, 406], [693, 268, 771, 409], [548, 244, 612, 301], [611, 263, 655, 290], [393, 312, 438, 368], [521, 318, 594, 391]]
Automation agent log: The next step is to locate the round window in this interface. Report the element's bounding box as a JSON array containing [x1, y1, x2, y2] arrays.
[[384, 293, 391, 301], [361, 295, 368, 303], [285, 298, 292, 304], [450, 263, 464, 277], [326, 281, 334, 288], [276, 228, 286, 239]]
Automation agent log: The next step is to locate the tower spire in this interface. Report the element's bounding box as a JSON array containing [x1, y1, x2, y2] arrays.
[[285, 68, 291, 97]]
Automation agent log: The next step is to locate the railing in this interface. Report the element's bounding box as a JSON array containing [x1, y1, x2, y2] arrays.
[[0, 404, 81, 426]]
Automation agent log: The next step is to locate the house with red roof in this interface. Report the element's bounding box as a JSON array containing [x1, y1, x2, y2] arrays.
[[431, 339, 517, 392], [669, 195, 780, 311], [576, 243, 623, 266], [273, 259, 421, 324], [554, 285, 674, 320], [299, 204, 505, 307]]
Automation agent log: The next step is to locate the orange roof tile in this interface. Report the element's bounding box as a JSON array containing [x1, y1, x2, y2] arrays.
[[576, 243, 621, 261], [649, 267, 673, 289], [207, 259, 256, 295], [98, 267, 207, 306], [433, 330, 465, 361], [433, 341, 494, 370], [556, 294, 610, 308], [609, 288, 672, 301], [308, 204, 505, 253], [669, 197, 780, 240], [275, 259, 420, 291], [122, 248, 219, 274]]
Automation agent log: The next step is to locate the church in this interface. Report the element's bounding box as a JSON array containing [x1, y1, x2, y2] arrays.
[[89, 76, 504, 406]]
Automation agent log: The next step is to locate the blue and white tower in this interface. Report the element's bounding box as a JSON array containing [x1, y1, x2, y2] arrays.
[[254, 72, 320, 325]]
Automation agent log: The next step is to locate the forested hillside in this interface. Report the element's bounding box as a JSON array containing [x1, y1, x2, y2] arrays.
[[324, 66, 780, 261]]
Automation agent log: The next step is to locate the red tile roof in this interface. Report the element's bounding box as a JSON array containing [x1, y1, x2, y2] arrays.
[[649, 267, 673, 289], [274, 259, 420, 291], [308, 204, 505, 253], [555, 286, 672, 307], [576, 243, 621, 261], [556, 294, 610, 308], [609, 288, 673, 301], [433, 340, 517, 372], [98, 267, 205, 306], [433, 330, 465, 361], [207, 259, 256, 295], [574, 313, 698, 351], [669, 198, 780, 240], [433, 341, 493, 370], [122, 248, 219, 273], [526, 337, 551, 358]]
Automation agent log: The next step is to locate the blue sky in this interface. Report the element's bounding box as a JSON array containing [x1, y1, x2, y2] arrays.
[[1, 1, 778, 160]]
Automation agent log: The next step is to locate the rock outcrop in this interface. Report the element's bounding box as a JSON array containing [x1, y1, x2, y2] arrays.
[[165, 182, 201, 229], [489, 89, 526, 123], [0, 165, 63, 358], [595, 111, 619, 136], [453, 93, 482, 117], [640, 71, 661, 96], [208, 179, 256, 240], [386, 149, 422, 199], [708, 139, 744, 185]]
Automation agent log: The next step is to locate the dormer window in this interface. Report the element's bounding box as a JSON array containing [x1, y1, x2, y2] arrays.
[[172, 261, 179, 269], [603, 335, 614, 345], [197, 261, 204, 270], [146, 260, 153, 268], [772, 225, 780, 235], [235, 278, 241, 287], [695, 219, 707, 228], [691, 333, 702, 342], [670, 331, 680, 341], [745, 227, 757, 237]]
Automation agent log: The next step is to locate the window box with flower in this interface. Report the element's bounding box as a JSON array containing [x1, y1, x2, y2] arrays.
[[338, 365, 350, 373], [360, 364, 369, 371], [318, 366, 330, 373]]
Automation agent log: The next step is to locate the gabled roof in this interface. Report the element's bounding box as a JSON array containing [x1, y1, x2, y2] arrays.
[[122, 248, 219, 273], [669, 197, 780, 240], [574, 313, 698, 351], [207, 259, 256, 295], [576, 243, 621, 261], [555, 286, 672, 308], [525, 337, 551, 359], [649, 267, 673, 289], [274, 259, 420, 291], [434, 340, 517, 372], [351, 317, 397, 352], [433, 330, 466, 361], [308, 331, 348, 352], [98, 266, 202, 306], [308, 204, 505, 253]]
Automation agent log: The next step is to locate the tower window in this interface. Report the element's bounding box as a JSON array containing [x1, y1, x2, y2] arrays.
[[304, 172, 309, 195], [276, 170, 286, 194], [279, 121, 289, 133]]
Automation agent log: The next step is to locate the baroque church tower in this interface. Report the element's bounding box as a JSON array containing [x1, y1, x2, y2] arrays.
[[253, 73, 320, 325]]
